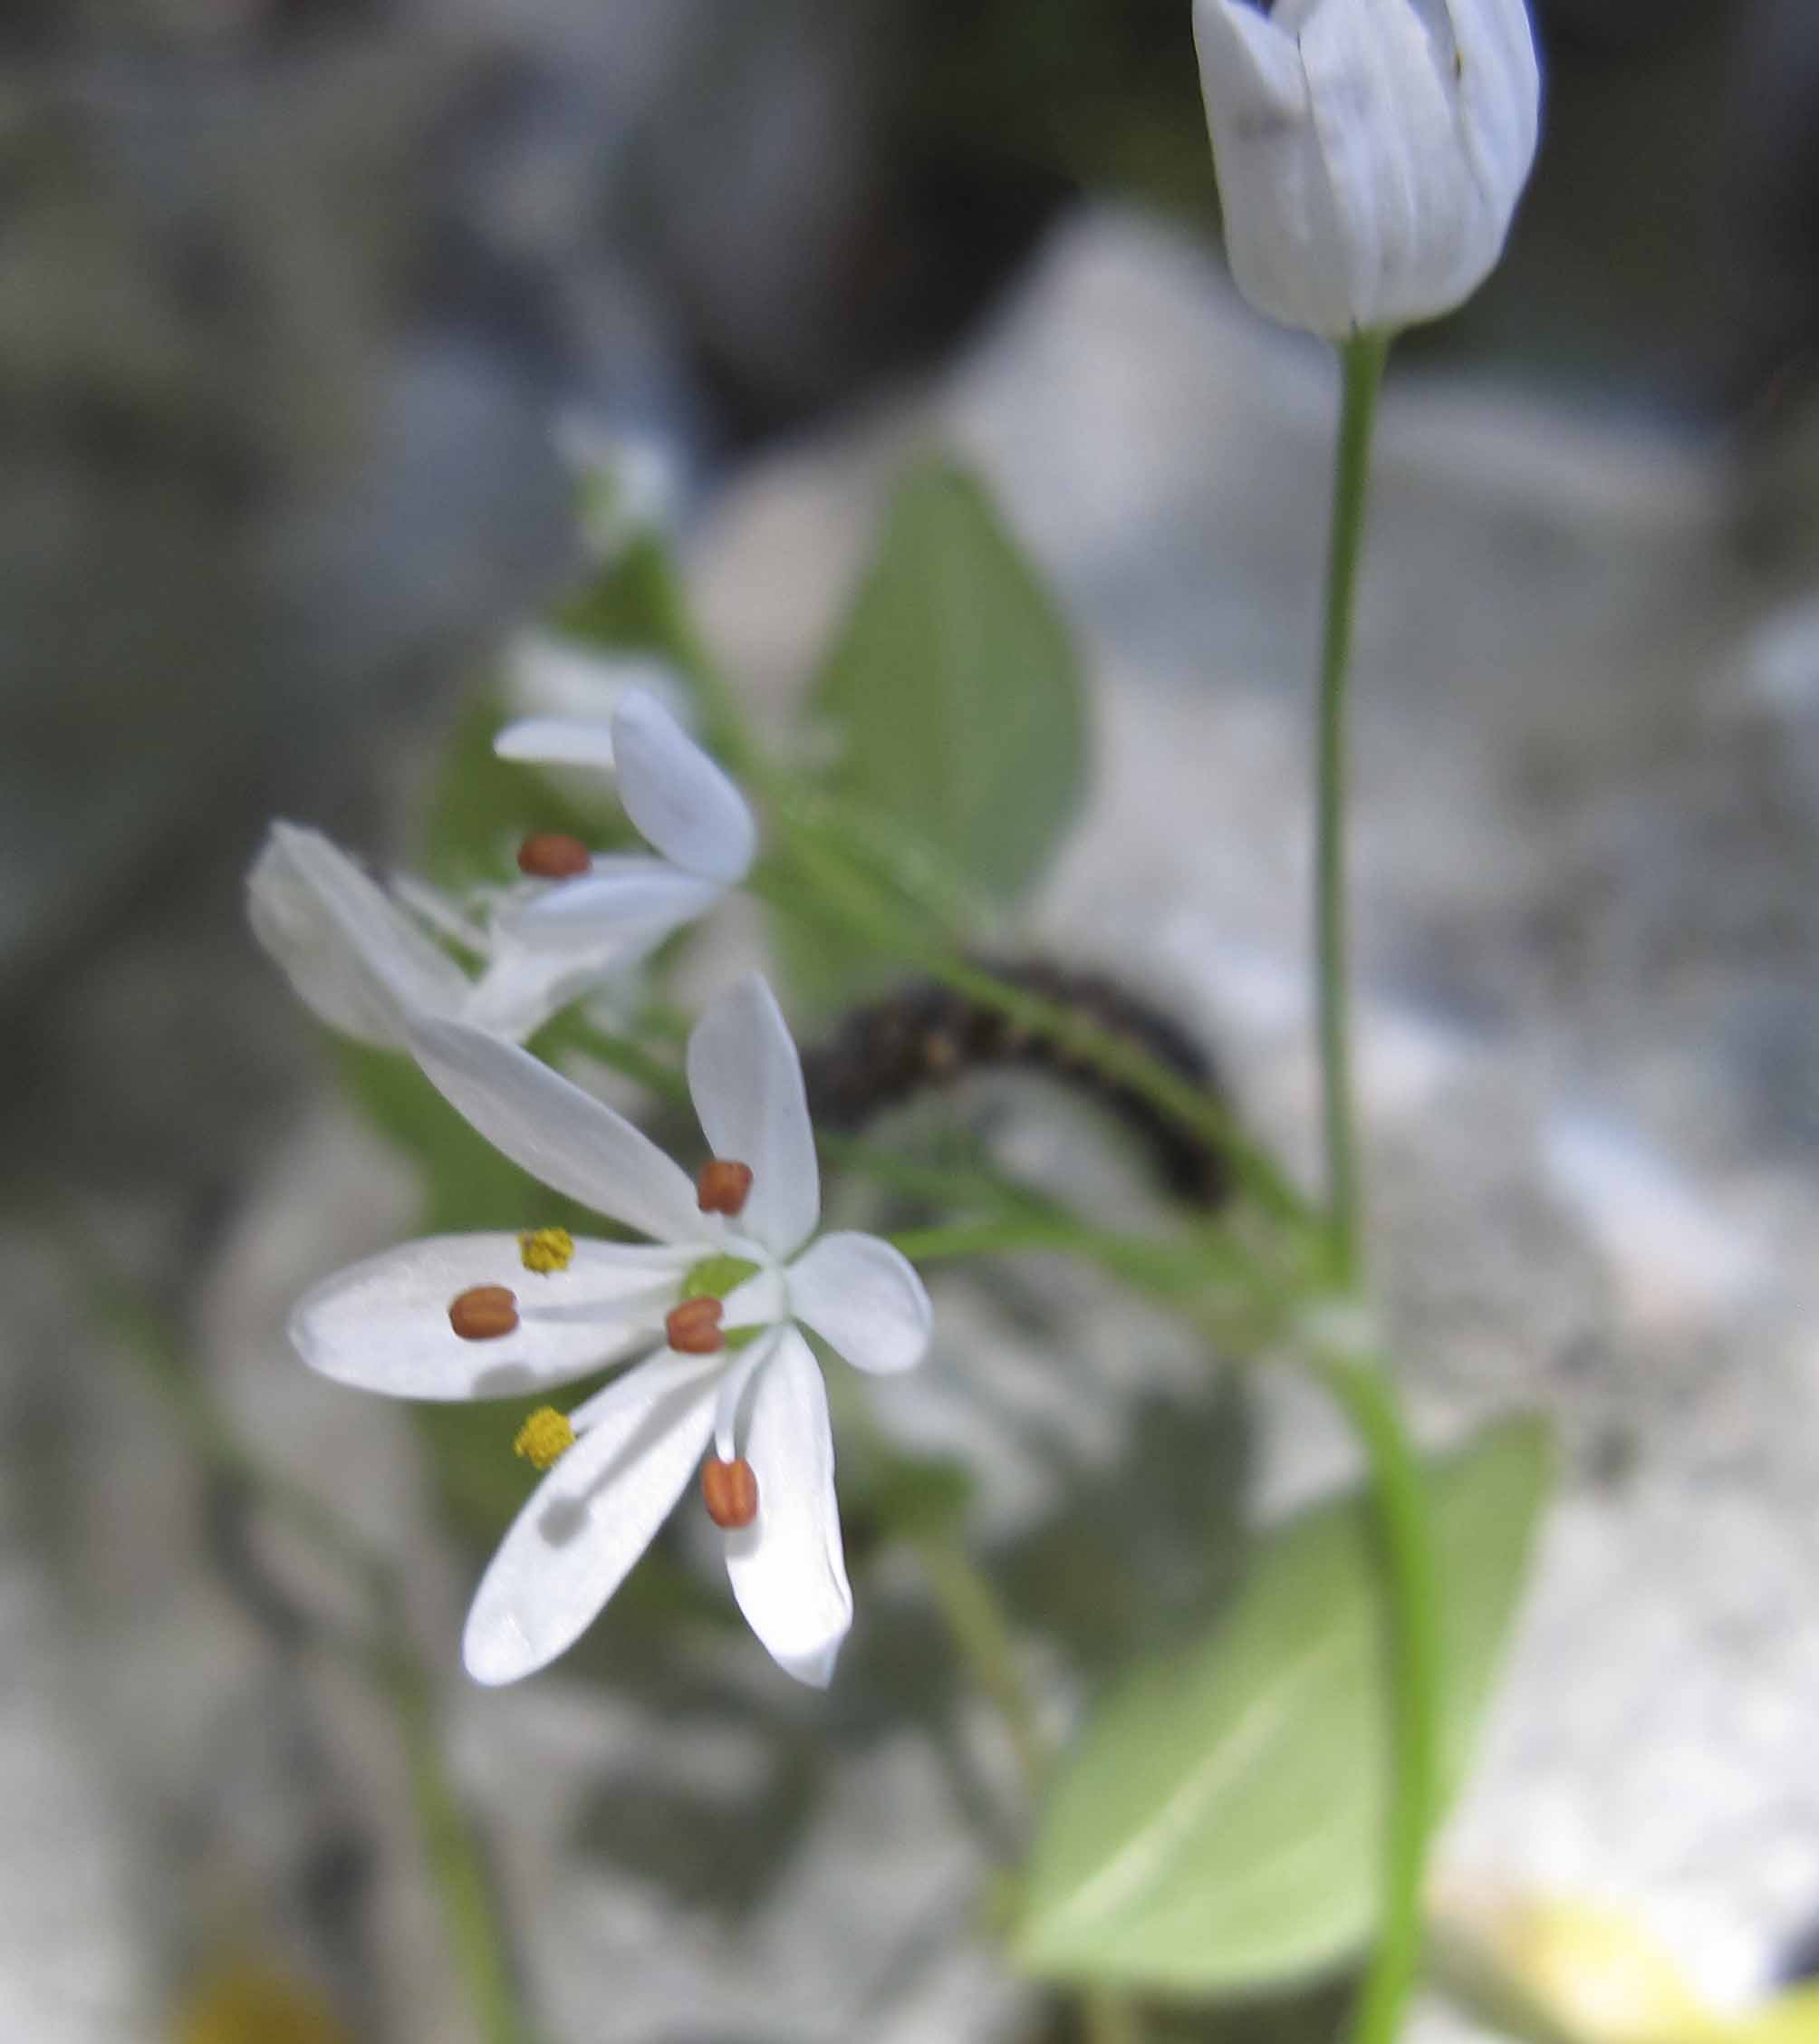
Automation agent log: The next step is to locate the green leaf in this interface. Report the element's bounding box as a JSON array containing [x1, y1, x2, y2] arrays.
[[812, 458, 1086, 892], [1015, 1416, 1552, 1998], [785, 458, 1088, 1004]]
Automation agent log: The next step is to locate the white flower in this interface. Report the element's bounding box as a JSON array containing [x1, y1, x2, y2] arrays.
[[247, 689, 756, 1049], [1192, 0, 1541, 338], [287, 974, 933, 1688]]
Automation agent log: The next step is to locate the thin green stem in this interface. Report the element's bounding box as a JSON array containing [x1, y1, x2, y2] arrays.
[[1305, 333, 1445, 2044], [910, 1532, 1047, 1806], [1315, 333, 1390, 1289], [91, 1269, 534, 2044], [889, 1217, 1235, 1299], [378, 1634, 534, 2044], [754, 837, 1315, 1232], [1310, 1347, 1443, 2044]]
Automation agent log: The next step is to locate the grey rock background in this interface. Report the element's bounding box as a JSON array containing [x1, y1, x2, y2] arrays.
[[6, 1, 1819, 2039]]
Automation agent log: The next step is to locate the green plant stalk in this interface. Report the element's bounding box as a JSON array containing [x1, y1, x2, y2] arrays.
[[93, 1273, 535, 2044], [1315, 333, 1390, 1287], [1307, 334, 1443, 2044], [889, 1216, 1252, 1301], [911, 1532, 1047, 1805], [1311, 1348, 1443, 2044], [753, 835, 1316, 1232], [378, 1634, 534, 2044]]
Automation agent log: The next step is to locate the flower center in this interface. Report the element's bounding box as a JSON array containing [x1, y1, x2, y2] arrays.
[[448, 1285, 518, 1339], [514, 1406, 576, 1470], [665, 1296, 725, 1355], [515, 832, 592, 879], [679, 1251, 761, 1301], [519, 1226, 574, 1275], [696, 1157, 755, 1217], [700, 1456, 758, 1528]]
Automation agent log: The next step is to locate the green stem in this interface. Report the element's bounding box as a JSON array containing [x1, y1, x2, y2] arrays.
[[755, 837, 1315, 1232], [91, 1271, 534, 2044], [910, 1533, 1047, 1806], [1310, 1347, 1443, 2044], [1315, 333, 1390, 1289], [889, 1217, 1245, 1300], [378, 1634, 534, 2044]]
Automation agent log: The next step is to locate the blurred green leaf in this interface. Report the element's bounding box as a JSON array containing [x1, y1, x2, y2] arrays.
[[813, 458, 1086, 893], [999, 1382, 1249, 1677], [555, 533, 700, 670], [784, 458, 1088, 1005], [1015, 1416, 1551, 1997]]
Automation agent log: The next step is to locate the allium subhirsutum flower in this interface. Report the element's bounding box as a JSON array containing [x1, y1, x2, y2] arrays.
[[247, 689, 755, 1048], [1192, 0, 1541, 338], [288, 974, 932, 1688]]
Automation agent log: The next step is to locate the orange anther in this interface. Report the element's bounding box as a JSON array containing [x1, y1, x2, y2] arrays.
[[701, 1456, 758, 1529], [665, 1296, 725, 1355], [448, 1285, 518, 1340], [515, 832, 592, 880], [696, 1158, 755, 1218]]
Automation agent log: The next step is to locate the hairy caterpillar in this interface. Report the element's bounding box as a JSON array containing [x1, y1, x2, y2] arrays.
[[802, 960, 1232, 1210]]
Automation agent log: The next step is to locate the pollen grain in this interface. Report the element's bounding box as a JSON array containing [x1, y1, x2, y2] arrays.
[[519, 1226, 575, 1275], [514, 1406, 576, 1470]]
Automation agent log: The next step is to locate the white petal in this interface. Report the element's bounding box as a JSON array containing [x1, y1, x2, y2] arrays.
[[288, 1235, 690, 1400], [493, 716, 619, 773], [1193, 0, 1357, 339], [785, 1233, 932, 1376], [458, 921, 672, 1042], [686, 975, 820, 1258], [719, 1261, 789, 1337], [247, 824, 471, 1048], [611, 690, 756, 884], [495, 856, 723, 953], [1298, 0, 1465, 326], [389, 872, 489, 952], [710, 1323, 784, 1461], [463, 1351, 721, 1683], [408, 1017, 713, 1245], [505, 634, 689, 729], [722, 1328, 851, 1689]]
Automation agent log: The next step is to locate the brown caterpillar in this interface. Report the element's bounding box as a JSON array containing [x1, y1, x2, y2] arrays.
[[801, 960, 1232, 1210]]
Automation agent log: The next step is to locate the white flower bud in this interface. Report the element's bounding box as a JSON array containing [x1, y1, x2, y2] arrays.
[[1193, 0, 1541, 339]]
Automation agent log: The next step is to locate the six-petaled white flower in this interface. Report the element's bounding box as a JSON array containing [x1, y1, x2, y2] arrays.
[[247, 688, 756, 1049], [1193, 0, 1541, 339], [287, 974, 932, 1689]]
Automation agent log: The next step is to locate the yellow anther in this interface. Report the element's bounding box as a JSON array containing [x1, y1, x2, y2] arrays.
[[519, 1226, 575, 1275], [513, 1406, 576, 1470]]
